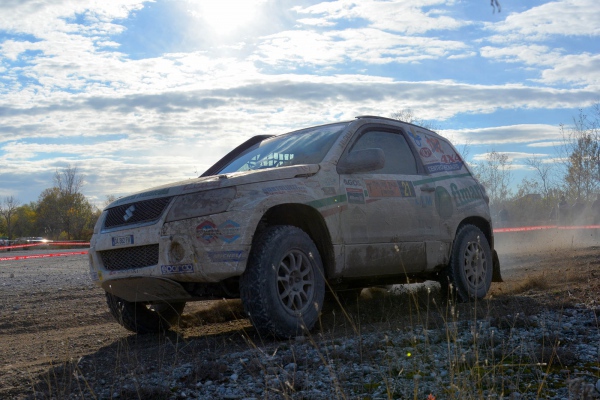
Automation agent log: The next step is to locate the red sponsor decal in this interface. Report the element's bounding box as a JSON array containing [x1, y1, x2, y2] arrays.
[[419, 148, 432, 158], [425, 136, 444, 154], [440, 153, 461, 163], [196, 220, 219, 243]]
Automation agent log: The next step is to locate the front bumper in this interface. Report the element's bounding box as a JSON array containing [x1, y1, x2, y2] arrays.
[[88, 209, 256, 300]]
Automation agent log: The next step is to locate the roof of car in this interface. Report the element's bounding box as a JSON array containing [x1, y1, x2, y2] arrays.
[[355, 115, 438, 134]]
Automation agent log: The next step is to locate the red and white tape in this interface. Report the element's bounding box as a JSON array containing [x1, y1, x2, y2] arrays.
[[1, 225, 600, 262], [494, 224, 600, 233], [0, 251, 88, 261], [0, 241, 90, 250]]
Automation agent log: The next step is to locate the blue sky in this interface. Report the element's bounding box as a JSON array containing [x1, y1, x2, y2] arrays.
[[1, 0, 599, 207]]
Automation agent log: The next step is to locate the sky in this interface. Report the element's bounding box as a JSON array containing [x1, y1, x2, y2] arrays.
[[0, 0, 599, 208]]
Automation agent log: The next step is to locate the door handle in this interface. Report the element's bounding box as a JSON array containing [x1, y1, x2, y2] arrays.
[[420, 186, 435, 192]]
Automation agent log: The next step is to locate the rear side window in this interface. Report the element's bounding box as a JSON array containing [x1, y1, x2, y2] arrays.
[[406, 129, 465, 174], [350, 131, 417, 175]]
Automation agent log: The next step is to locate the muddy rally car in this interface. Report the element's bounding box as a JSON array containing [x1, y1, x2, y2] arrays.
[[89, 116, 501, 337]]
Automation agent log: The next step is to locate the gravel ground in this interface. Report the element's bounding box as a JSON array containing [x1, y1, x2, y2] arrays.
[[1, 231, 600, 399]]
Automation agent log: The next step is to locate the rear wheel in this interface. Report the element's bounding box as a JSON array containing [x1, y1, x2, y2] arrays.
[[105, 292, 185, 334], [442, 225, 492, 303], [240, 226, 325, 338]]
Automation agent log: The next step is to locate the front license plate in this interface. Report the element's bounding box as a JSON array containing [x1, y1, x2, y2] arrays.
[[112, 235, 134, 246]]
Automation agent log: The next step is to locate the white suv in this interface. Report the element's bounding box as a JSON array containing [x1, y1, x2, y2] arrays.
[[89, 116, 501, 337]]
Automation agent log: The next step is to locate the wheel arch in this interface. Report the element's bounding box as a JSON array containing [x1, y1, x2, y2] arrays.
[[253, 203, 334, 279]]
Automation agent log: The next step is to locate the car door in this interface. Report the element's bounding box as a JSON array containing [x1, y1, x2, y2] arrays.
[[338, 128, 440, 277]]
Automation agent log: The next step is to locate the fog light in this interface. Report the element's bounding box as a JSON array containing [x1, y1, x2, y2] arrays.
[[169, 242, 185, 263]]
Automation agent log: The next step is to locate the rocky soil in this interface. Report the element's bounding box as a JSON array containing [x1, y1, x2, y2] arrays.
[[1, 229, 600, 399]]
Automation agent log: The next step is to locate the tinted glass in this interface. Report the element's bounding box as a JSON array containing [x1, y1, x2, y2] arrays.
[[350, 131, 417, 175], [218, 123, 349, 173]]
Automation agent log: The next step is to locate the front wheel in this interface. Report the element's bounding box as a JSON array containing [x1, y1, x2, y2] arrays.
[[105, 292, 185, 334], [240, 226, 325, 338], [442, 225, 493, 303]]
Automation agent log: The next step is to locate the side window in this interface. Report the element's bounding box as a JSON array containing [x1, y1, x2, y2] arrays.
[[350, 131, 418, 175]]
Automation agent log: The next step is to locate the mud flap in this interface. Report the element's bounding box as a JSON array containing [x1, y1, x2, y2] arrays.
[[492, 250, 503, 282]]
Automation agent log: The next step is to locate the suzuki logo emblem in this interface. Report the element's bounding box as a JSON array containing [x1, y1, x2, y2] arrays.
[[123, 205, 136, 222]]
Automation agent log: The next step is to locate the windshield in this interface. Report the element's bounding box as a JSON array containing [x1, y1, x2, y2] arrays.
[[217, 122, 349, 174]]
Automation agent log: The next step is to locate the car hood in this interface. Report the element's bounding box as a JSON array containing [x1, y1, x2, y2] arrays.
[[107, 164, 320, 209]]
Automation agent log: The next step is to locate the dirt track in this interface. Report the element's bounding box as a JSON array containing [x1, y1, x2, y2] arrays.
[[1, 229, 600, 398]]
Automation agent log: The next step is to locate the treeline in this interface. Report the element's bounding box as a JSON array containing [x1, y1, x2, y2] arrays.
[[0, 166, 101, 241], [475, 105, 600, 226]]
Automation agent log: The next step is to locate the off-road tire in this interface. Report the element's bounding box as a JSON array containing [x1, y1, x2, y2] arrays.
[[442, 224, 493, 303], [105, 292, 185, 334], [240, 225, 325, 338]]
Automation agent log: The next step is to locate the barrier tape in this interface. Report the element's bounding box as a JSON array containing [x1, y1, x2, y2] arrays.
[[1, 225, 599, 262], [0, 241, 90, 250], [0, 251, 88, 261], [494, 224, 600, 233]]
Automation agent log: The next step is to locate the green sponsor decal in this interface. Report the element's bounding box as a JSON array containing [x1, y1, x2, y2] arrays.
[[307, 194, 347, 209]]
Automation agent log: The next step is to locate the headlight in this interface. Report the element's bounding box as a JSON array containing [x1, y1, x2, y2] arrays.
[[165, 187, 236, 222], [93, 211, 107, 234]]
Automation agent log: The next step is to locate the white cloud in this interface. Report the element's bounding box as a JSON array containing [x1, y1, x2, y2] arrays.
[[526, 141, 562, 148], [472, 151, 551, 163], [441, 124, 562, 146], [480, 46, 600, 87], [486, 0, 600, 41], [293, 0, 466, 34], [253, 28, 470, 67]]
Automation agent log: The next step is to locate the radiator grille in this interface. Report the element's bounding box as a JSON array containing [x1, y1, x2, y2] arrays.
[[104, 197, 173, 229], [99, 244, 159, 271]]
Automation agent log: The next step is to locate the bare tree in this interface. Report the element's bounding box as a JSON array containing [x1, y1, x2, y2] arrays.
[[54, 164, 84, 196], [103, 195, 117, 208], [474, 150, 513, 206], [525, 154, 555, 198], [390, 108, 439, 131], [0, 196, 21, 240], [558, 105, 600, 201]]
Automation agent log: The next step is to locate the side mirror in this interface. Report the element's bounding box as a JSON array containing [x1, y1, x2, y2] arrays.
[[337, 148, 385, 174]]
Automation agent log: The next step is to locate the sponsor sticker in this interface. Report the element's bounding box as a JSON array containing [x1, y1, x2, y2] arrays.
[[112, 235, 134, 246], [365, 180, 416, 198], [321, 187, 336, 196], [262, 184, 307, 195], [419, 147, 432, 158], [343, 179, 362, 187], [207, 250, 246, 262], [425, 162, 464, 174], [425, 135, 444, 153], [218, 220, 241, 243], [408, 129, 422, 147], [346, 188, 365, 204], [413, 195, 433, 208], [450, 182, 484, 208], [365, 180, 401, 197], [196, 221, 219, 243], [109, 268, 140, 276], [138, 188, 170, 198], [161, 264, 194, 275], [182, 181, 221, 191]]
